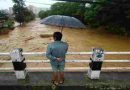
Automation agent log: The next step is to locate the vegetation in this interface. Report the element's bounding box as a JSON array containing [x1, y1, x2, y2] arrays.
[[38, 10, 51, 19], [38, 0, 130, 36], [12, 0, 25, 25], [85, 76, 130, 90], [0, 10, 14, 31], [85, 0, 130, 36], [12, 0, 35, 26], [0, 10, 8, 19], [3, 19, 14, 29], [38, 2, 85, 21], [24, 9, 35, 22]]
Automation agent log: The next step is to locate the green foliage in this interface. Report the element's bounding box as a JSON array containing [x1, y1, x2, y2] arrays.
[[0, 10, 7, 17], [12, 0, 25, 6], [12, 0, 35, 24], [3, 19, 14, 29], [38, 2, 85, 21], [84, 0, 130, 35], [38, 10, 51, 19], [24, 8, 35, 22], [37, 0, 130, 36], [50, 2, 81, 16], [0, 10, 14, 30], [12, 0, 25, 24], [84, 0, 106, 27], [0, 10, 8, 19]]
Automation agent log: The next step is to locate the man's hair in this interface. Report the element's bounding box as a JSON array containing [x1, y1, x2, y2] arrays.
[[53, 32, 62, 41]]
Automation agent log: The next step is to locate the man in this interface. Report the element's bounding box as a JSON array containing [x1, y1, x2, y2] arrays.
[[46, 32, 68, 85]]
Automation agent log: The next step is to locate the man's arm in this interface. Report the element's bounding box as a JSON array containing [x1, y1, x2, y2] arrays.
[[46, 44, 57, 60], [66, 43, 69, 53], [57, 43, 68, 62]]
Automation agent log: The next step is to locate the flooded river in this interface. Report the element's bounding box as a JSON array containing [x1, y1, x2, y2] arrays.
[[0, 19, 130, 52], [0, 18, 130, 68]]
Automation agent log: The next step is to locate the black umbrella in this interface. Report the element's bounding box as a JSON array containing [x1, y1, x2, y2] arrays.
[[40, 15, 86, 32]]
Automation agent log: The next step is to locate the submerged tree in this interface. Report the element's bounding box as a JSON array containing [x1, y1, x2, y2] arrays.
[[12, 0, 35, 26], [12, 0, 25, 26]]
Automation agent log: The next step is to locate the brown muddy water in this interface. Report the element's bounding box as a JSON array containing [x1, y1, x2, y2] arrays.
[[0, 19, 130, 68]]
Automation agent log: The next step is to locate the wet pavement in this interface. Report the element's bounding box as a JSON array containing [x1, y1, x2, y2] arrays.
[[0, 72, 130, 86], [0, 72, 130, 90]]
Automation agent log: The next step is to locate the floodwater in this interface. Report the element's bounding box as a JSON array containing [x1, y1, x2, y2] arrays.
[[0, 19, 54, 52], [0, 18, 130, 68], [0, 19, 130, 52]]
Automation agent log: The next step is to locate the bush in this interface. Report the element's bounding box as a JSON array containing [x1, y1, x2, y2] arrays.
[[84, 0, 130, 36], [38, 2, 84, 20], [24, 9, 35, 22], [38, 10, 51, 19], [3, 19, 14, 29], [0, 10, 8, 19]]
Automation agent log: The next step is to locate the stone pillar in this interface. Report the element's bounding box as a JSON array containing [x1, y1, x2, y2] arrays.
[[88, 48, 104, 79], [10, 48, 27, 79]]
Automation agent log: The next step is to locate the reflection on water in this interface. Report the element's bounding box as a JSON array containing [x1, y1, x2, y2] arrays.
[[0, 18, 130, 53]]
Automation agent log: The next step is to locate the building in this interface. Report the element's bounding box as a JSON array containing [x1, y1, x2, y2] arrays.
[[9, 7, 13, 15]]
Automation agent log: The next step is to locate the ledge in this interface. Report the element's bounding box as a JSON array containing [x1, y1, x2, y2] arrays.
[[0, 72, 130, 90]]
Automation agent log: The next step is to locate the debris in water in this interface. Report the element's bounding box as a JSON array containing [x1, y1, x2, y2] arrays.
[[40, 33, 53, 38], [25, 36, 35, 42]]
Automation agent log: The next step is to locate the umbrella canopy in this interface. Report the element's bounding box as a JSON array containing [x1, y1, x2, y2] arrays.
[[40, 15, 86, 29]]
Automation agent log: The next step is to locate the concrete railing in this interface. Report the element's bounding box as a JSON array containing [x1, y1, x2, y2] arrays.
[[0, 52, 130, 71]]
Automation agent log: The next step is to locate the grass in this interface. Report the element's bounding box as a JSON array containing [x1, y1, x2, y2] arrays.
[[15, 74, 130, 90], [85, 75, 130, 90]]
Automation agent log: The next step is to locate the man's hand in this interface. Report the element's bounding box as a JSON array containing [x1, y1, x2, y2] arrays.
[[56, 58, 63, 62]]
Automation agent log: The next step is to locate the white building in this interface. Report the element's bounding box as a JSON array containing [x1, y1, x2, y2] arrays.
[[9, 7, 13, 15]]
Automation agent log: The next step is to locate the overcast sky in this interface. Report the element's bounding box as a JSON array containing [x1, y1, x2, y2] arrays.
[[0, 0, 61, 10]]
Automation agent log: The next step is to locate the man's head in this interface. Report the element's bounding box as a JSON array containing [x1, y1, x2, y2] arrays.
[[53, 32, 62, 41]]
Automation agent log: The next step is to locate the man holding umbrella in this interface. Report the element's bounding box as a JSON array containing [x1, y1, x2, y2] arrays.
[[46, 32, 68, 85]]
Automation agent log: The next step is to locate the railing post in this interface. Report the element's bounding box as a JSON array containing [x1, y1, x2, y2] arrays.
[[88, 48, 104, 79], [10, 48, 27, 79]]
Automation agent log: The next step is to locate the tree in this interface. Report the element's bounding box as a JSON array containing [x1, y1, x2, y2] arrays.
[[84, 3, 103, 27], [50, 2, 81, 17], [12, 0, 35, 26], [23, 8, 35, 22], [0, 10, 8, 19], [38, 2, 85, 22], [84, 0, 130, 36], [38, 10, 51, 19], [12, 0, 25, 25]]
